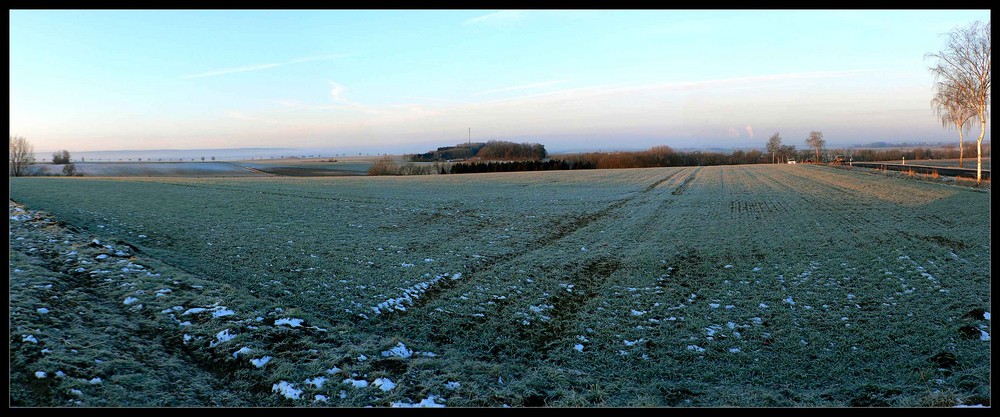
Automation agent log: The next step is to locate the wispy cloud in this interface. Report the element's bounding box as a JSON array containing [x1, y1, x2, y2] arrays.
[[224, 110, 291, 126], [473, 80, 572, 96], [271, 81, 381, 115], [182, 53, 349, 79], [477, 83, 632, 105], [183, 63, 285, 79], [644, 70, 872, 92], [463, 10, 524, 27]]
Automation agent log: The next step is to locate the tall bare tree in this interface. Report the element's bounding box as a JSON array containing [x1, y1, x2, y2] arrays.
[[766, 133, 782, 163], [779, 144, 796, 163], [931, 81, 975, 168], [9, 135, 35, 177], [928, 20, 990, 184], [805, 131, 825, 163]]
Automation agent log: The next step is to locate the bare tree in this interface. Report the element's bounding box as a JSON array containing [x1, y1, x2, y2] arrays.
[[931, 81, 976, 168], [766, 133, 782, 163], [805, 131, 825, 162], [779, 144, 796, 163], [9, 135, 35, 177], [928, 20, 990, 184]]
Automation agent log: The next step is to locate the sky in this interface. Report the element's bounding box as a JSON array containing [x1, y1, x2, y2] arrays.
[[8, 9, 992, 154]]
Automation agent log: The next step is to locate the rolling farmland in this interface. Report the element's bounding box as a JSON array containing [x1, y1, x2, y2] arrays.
[[8, 164, 991, 407]]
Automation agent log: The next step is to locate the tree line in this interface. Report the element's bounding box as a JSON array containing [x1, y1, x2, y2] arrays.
[[449, 159, 591, 174], [408, 140, 547, 162]]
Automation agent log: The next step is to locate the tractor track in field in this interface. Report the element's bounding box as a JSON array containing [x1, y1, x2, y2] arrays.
[[671, 167, 701, 195], [376, 168, 704, 361], [373, 169, 698, 322]]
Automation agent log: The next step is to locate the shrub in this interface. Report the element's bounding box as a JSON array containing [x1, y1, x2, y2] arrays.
[[368, 156, 399, 176]]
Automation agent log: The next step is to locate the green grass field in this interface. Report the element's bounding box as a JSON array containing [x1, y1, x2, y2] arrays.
[[8, 164, 991, 407]]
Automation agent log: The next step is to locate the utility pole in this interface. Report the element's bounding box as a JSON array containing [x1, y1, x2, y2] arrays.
[[468, 127, 471, 146]]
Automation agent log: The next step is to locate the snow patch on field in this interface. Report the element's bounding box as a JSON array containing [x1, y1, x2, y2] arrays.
[[305, 376, 328, 389], [275, 317, 304, 327], [343, 378, 369, 388], [381, 342, 414, 358], [210, 329, 236, 347], [372, 272, 463, 317], [392, 395, 445, 407], [250, 356, 272, 368], [624, 338, 646, 346], [233, 347, 251, 358], [373, 377, 396, 391], [272, 381, 302, 400]]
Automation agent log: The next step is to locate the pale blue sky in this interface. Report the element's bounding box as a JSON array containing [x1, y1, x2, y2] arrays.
[[9, 9, 991, 153]]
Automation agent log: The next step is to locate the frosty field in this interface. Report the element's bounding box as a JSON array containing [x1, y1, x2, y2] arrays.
[[8, 164, 991, 407]]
